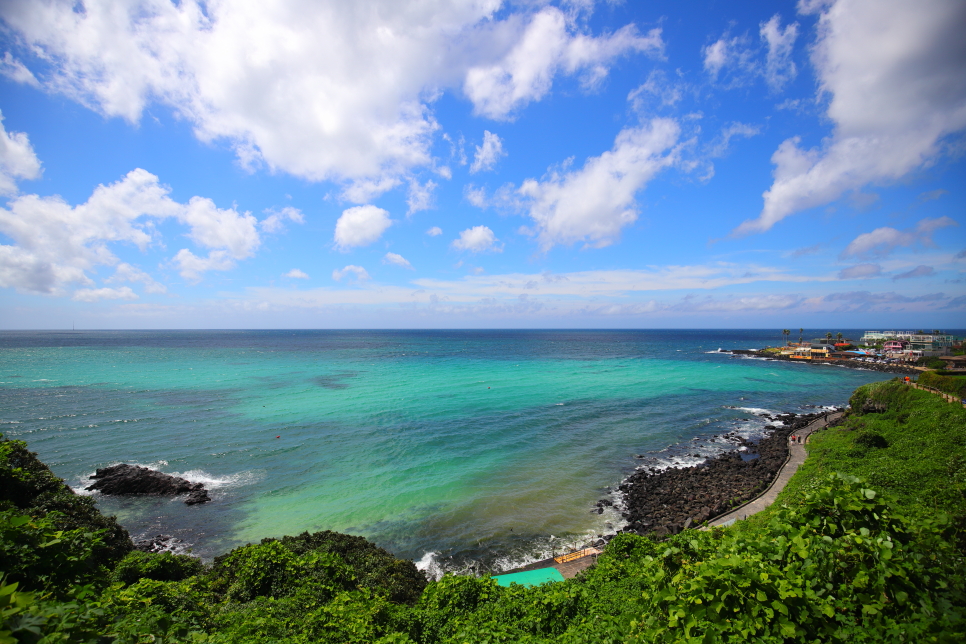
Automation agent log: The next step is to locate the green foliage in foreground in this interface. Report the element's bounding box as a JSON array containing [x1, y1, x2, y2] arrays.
[[1, 381, 964, 643]]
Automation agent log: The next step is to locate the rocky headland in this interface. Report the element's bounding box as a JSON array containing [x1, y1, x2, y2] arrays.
[[614, 410, 835, 539], [86, 464, 211, 505], [727, 350, 920, 375]]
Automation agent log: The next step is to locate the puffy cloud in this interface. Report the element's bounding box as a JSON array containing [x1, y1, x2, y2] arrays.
[[838, 263, 882, 279], [759, 15, 799, 91], [426, 226, 443, 237], [517, 118, 679, 250], [464, 7, 664, 119], [106, 262, 166, 293], [451, 225, 501, 253], [283, 268, 309, 279], [735, 0, 966, 235], [333, 205, 392, 250], [71, 286, 138, 302], [702, 38, 731, 78], [469, 131, 506, 173], [171, 249, 236, 282], [0, 110, 42, 195], [893, 265, 935, 280], [332, 264, 370, 282], [840, 216, 957, 258], [464, 184, 487, 208], [0, 167, 260, 293], [260, 207, 305, 234], [383, 252, 414, 269], [0, 52, 39, 87], [406, 179, 437, 215], [1, 1, 660, 198]]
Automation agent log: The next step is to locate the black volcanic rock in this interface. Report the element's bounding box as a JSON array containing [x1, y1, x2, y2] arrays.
[[87, 464, 211, 505], [619, 411, 828, 539]]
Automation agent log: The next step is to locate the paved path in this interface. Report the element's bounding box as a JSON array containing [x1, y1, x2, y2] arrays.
[[705, 411, 844, 528]]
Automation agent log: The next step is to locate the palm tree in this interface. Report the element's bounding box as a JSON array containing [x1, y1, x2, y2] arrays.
[[799, 328, 804, 345], [836, 332, 843, 343], [783, 329, 790, 346], [825, 332, 833, 344]]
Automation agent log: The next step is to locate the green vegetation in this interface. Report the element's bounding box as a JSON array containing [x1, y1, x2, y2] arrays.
[[2, 382, 964, 643], [918, 370, 966, 400]]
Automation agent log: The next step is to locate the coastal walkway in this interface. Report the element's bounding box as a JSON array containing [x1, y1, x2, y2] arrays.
[[705, 411, 845, 528], [906, 380, 966, 406]]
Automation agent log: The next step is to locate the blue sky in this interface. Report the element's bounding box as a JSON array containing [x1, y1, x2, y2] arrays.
[[0, 0, 963, 329]]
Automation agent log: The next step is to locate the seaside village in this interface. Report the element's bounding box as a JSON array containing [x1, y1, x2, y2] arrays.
[[765, 329, 966, 370]]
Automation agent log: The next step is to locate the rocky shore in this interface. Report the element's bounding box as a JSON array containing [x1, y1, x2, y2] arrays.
[[614, 410, 834, 539], [728, 350, 920, 375], [86, 464, 211, 505]]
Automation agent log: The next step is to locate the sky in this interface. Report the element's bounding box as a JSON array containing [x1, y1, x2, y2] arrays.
[[0, 0, 964, 329]]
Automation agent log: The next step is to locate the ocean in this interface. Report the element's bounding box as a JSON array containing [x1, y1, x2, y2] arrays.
[[0, 329, 906, 574]]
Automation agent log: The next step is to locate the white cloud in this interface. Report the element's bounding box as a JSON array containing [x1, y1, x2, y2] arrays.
[[708, 122, 761, 158], [469, 131, 506, 173], [517, 118, 679, 250], [106, 262, 166, 293], [383, 252, 414, 269], [0, 167, 261, 293], [464, 7, 664, 120], [735, 0, 966, 235], [452, 225, 501, 253], [464, 184, 487, 208], [333, 205, 392, 250], [837, 264, 882, 279], [840, 216, 957, 258], [332, 264, 370, 282], [180, 197, 260, 260], [260, 206, 305, 234], [0, 52, 39, 87], [702, 38, 732, 78], [171, 249, 236, 282], [1, 1, 661, 199], [759, 15, 799, 91], [426, 226, 443, 236], [628, 69, 685, 111], [72, 286, 139, 302], [0, 110, 42, 196], [283, 268, 309, 279], [406, 179, 437, 215]]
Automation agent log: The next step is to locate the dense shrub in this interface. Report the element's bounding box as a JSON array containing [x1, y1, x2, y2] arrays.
[[111, 550, 204, 586], [0, 434, 132, 570], [918, 370, 966, 399]]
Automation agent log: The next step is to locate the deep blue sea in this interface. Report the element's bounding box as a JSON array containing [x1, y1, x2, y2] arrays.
[[0, 329, 912, 574]]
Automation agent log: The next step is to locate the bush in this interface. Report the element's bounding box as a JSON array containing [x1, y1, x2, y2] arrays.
[[853, 431, 889, 449], [918, 370, 966, 399], [0, 434, 132, 569], [111, 550, 204, 586]]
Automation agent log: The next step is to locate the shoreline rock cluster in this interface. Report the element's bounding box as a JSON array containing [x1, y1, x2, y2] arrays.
[[615, 411, 830, 539], [728, 350, 920, 375], [86, 464, 211, 505]]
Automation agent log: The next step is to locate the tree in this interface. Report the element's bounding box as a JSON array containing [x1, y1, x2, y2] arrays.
[[783, 329, 790, 346], [799, 328, 804, 345], [836, 332, 843, 343], [826, 332, 833, 344]]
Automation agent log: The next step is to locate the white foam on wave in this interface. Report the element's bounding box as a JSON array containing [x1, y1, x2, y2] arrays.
[[169, 469, 262, 490], [415, 551, 443, 580], [732, 406, 779, 416]]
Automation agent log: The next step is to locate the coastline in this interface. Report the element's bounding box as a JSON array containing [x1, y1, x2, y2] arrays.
[[726, 349, 921, 375]]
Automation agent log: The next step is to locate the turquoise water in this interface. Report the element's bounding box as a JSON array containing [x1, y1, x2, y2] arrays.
[[0, 330, 896, 573]]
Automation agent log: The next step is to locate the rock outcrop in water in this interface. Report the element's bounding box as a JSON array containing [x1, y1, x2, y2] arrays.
[[617, 411, 831, 539], [86, 464, 211, 505]]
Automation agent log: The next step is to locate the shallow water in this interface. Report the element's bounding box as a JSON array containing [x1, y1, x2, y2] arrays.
[[0, 329, 906, 573]]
